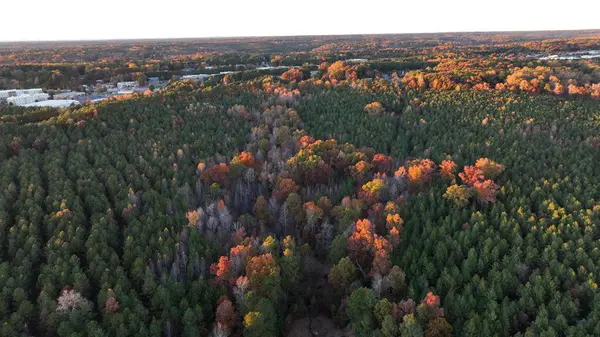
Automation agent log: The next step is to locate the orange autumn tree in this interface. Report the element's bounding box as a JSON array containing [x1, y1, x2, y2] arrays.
[[347, 219, 392, 275], [231, 151, 258, 169], [364, 101, 385, 115], [407, 165, 423, 185], [351, 160, 372, 185], [440, 160, 457, 180], [186, 209, 200, 227], [230, 244, 252, 276], [245, 253, 281, 298], [384, 202, 404, 249], [402, 159, 437, 191], [281, 68, 304, 81], [474, 158, 505, 180], [327, 61, 348, 81], [372, 236, 392, 275], [210, 256, 232, 285], [348, 219, 375, 271]]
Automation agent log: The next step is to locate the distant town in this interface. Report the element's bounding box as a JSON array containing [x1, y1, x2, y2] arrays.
[[0, 75, 172, 108], [0, 63, 305, 108], [0, 77, 162, 108]]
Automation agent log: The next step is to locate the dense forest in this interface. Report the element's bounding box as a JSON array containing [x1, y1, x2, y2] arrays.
[[1, 32, 600, 337]]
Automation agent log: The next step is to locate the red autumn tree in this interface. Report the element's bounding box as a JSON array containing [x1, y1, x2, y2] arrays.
[[298, 135, 316, 148], [201, 163, 230, 185], [417, 292, 445, 323], [372, 154, 393, 174], [458, 166, 485, 186], [472, 179, 500, 205], [231, 151, 258, 169]]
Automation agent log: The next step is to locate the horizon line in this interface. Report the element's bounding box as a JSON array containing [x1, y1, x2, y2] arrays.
[[1, 28, 599, 44]]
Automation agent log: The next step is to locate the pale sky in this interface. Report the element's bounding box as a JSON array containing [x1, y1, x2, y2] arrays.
[[1, 0, 599, 42]]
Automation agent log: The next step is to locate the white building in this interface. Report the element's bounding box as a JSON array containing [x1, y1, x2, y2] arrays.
[[1, 88, 44, 99], [117, 81, 137, 90], [182, 74, 211, 80], [256, 66, 289, 70], [346, 58, 368, 63], [0, 90, 13, 99], [7, 93, 50, 106], [22, 88, 44, 95], [54, 91, 85, 100], [1, 88, 47, 104], [6, 95, 31, 105]]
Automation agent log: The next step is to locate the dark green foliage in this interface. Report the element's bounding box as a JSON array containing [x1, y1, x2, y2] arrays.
[[297, 88, 400, 153], [347, 288, 378, 337], [328, 234, 348, 264], [243, 298, 277, 337]]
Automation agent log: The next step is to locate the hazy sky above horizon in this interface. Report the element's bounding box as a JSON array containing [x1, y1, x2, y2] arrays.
[[2, 0, 599, 42]]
